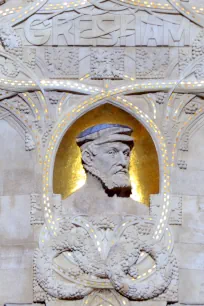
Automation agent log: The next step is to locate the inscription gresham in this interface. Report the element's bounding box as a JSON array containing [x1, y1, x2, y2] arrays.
[[23, 11, 190, 47]]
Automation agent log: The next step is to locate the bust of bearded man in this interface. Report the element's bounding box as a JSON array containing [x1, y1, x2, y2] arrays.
[[62, 124, 149, 216]]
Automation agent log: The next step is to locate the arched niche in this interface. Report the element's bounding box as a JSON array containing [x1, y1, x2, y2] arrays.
[[53, 103, 159, 206]]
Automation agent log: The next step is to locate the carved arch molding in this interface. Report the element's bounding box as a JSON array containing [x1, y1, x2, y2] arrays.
[[0, 0, 204, 306]]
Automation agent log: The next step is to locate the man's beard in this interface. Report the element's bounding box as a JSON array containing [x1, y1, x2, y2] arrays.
[[103, 172, 131, 190], [84, 165, 131, 191]]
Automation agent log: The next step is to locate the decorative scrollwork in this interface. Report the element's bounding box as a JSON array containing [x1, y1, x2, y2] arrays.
[[107, 241, 173, 300], [35, 216, 176, 301]]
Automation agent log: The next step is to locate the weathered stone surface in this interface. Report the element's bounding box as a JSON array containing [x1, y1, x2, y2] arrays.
[[0, 195, 34, 243], [171, 169, 204, 196], [179, 269, 204, 304], [1, 0, 204, 305], [0, 120, 36, 196], [0, 268, 33, 304], [175, 243, 204, 270], [178, 196, 204, 245], [0, 245, 34, 304], [0, 245, 34, 269]]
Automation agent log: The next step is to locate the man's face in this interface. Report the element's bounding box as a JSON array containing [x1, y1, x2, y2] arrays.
[[91, 142, 132, 190]]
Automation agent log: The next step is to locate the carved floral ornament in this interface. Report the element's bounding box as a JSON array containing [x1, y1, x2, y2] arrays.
[[0, 3, 201, 206], [32, 97, 177, 302], [1, 0, 204, 304], [32, 76, 204, 303], [38, 48, 204, 243], [35, 215, 177, 301]]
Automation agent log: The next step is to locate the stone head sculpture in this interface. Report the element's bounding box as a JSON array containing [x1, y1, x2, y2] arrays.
[[76, 124, 134, 193]]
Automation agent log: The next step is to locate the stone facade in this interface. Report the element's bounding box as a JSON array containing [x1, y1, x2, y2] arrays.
[[1, 0, 204, 306]]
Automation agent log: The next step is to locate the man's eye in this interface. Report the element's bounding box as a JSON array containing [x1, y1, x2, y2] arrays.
[[124, 151, 130, 157], [108, 149, 117, 155]]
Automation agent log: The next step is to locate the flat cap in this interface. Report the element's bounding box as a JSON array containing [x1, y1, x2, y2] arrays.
[[76, 123, 134, 151]]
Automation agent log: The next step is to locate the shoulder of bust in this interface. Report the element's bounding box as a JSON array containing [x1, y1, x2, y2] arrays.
[[126, 197, 149, 215]]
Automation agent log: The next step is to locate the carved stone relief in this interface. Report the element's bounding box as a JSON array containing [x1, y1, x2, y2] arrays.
[[42, 121, 54, 145], [91, 48, 124, 79], [32, 46, 181, 80], [170, 196, 182, 225], [135, 48, 170, 79], [0, 56, 19, 77], [24, 48, 36, 71], [16, 100, 30, 114], [185, 101, 200, 114], [150, 194, 182, 225], [22, 10, 191, 47], [179, 132, 189, 152], [31, 124, 178, 303], [179, 48, 192, 75], [177, 160, 187, 170], [45, 47, 79, 78], [48, 92, 63, 105], [0, 24, 22, 59], [155, 92, 167, 105], [30, 194, 44, 225], [34, 215, 178, 302], [25, 130, 35, 151], [192, 29, 204, 59], [0, 0, 204, 305]]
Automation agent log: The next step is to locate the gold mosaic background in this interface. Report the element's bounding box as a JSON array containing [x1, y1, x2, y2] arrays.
[[53, 104, 159, 205]]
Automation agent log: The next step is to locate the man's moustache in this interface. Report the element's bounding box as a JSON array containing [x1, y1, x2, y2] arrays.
[[114, 168, 128, 174]]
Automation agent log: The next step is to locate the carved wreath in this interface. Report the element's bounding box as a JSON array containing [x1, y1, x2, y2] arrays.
[[35, 216, 174, 300]]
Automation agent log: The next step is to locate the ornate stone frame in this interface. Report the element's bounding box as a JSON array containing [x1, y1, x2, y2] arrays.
[[1, 0, 204, 247], [42, 97, 170, 244], [3, 0, 204, 302]]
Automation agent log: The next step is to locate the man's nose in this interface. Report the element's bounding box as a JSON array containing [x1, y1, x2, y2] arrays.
[[118, 152, 127, 166]]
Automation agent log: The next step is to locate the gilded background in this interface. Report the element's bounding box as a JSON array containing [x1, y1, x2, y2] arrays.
[[53, 104, 159, 205]]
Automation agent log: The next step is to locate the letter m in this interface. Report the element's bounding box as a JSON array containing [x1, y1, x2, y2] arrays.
[[164, 19, 190, 46]]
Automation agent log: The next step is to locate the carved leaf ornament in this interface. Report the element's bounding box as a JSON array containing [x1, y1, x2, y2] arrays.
[[35, 217, 174, 300]]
